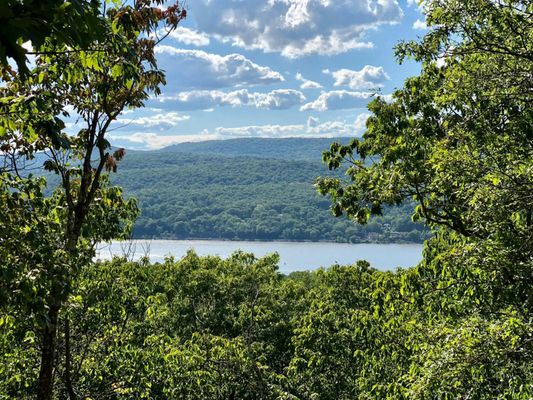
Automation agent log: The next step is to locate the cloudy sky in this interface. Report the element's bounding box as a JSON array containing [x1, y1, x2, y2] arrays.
[[107, 0, 427, 150]]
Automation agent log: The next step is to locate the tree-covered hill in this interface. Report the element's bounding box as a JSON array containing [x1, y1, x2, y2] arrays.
[[110, 139, 428, 243], [159, 137, 350, 161]]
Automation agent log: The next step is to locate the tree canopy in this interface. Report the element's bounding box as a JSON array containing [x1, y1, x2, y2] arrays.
[[315, 0, 533, 396], [1, 1, 185, 398], [0, 0, 104, 76], [317, 0, 533, 310]]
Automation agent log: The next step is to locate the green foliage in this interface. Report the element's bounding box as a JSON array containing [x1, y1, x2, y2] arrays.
[[406, 312, 533, 399], [288, 263, 409, 399], [0, 0, 104, 76], [313, 0, 533, 397], [1, 0, 532, 398], [316, 0, 533, 332], [48, 253, 306, 399], [3, 251, 531, 399], [317, 0, 532, 257], [1, 1, 186, 398]]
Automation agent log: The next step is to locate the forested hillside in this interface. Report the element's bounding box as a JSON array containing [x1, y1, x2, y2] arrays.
[[112, 142, 428, 243], [160, 137, 349, 160]]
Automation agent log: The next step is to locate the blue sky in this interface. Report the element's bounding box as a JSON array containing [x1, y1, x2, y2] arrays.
[[107, 0, 427, 150]]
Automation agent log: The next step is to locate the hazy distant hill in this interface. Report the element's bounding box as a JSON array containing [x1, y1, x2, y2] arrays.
[[107, 138, 429, 243], [159, 137, 350, 161]]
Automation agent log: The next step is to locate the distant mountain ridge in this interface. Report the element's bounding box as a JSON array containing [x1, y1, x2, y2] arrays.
[[157, 137, 351, 161], [39, 137, 428, 243], [109, 137, 428, 243]]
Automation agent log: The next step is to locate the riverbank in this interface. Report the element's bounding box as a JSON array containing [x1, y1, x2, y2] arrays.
[[96, 239, 424, 273]]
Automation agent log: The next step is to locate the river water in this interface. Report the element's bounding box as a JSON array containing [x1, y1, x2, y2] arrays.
[[96, 240, 423, 273]]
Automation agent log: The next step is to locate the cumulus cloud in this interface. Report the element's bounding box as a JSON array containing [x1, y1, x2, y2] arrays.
[[156, 89, 306, 110], [109, 132, 221, 150], [212, 119, 366, 139], [296, 73, 323, 89], [166, 27, 210, 46], [251, 89, 307, 110], [209, 113, 371, 140], [412, 19, 427, 30], [116, 112, 190, 129], [300, 90, 374, 111], [191, 0, 403, 58], [354, 112, 371, 129], [110, 113, 372, 150], [306, 113, 371, 136], [214, 124, 305, 138], [155, 46, 284, 89], [327, 65, 390, 89], [307, 116, 319, 128]]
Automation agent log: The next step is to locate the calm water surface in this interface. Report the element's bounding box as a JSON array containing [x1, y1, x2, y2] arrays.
[[96, 240, 423, 273]]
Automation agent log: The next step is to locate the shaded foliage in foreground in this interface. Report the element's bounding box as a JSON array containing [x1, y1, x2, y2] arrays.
[[1, 250, 531, 399]]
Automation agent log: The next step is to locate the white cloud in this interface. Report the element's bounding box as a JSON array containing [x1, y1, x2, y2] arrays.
[[116, 112, 190, 129], [66, 106, 193, 135], [166, 27, 210, 46], [110, 114, 372, 150], [155, 46, 284, 89], [407, 0, 426, 12], [307, 116, 319, 128], [191, 0, 403, 58], [110, 132, 221, 150], [355, 112, 371, 127], [214, 124, 305, 138], [307, 113, 371, 136], [300, 90, 375, 111], [252, 89, 307, 110], [327, 65, 390, 89], [412, 19, 427, 30], [281, 35, 374, 58], [296, 73, 323, 89], [211, 113, 371, 140], [156, 89, 306, 110]]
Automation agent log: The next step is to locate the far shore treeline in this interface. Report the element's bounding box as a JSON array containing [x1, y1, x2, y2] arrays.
[[40, 137, 430, 243], [113, 138, 430, 243]]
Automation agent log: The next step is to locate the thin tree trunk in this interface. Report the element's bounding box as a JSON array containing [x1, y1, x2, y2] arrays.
[[36, 117, 96, 398], [64, 317, 78, 400], [38, 232, 80, 399], [37, 302, 60, 400]]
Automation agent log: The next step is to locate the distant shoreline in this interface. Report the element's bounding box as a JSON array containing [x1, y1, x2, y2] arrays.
[[127, 237, 426, 245], [97, 240, 424, 272]]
